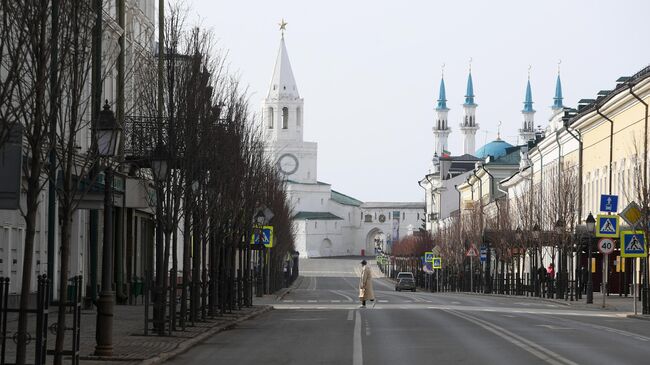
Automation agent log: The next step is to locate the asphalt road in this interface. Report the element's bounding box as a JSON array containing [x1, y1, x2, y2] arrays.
[[165, 258, 650, 365]]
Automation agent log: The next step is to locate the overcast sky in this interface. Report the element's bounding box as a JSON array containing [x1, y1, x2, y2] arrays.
[[192, 0, 650, 202]]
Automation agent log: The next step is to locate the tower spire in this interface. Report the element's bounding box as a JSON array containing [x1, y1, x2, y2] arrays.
[[267, 26, 299, 100], [460, 58, 479, 155], [433, 68, 451, 157], [552, 60, 563, 110], [519, 67, 535, 143]]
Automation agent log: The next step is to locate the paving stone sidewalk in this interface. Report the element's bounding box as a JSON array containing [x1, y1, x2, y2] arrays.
[[1, 304, 272, 365]]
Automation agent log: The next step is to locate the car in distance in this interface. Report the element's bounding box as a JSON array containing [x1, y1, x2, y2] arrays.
[[395, 272, 416, 292]]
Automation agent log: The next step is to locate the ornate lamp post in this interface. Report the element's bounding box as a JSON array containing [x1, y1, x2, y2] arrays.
[[150, 143, 169, 334], [515, 227, 522, 294], [554, 218, 565, 299], [585, 213, 595, 304], [532, 223, 541, 296], [95, 101, 122, 356]]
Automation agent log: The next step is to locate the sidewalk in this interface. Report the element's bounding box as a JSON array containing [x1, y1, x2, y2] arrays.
[[2, 304, 272, 365], [458, 290, 650, 317]]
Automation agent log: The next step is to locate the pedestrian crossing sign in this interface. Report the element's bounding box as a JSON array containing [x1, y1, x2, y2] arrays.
[[432, 257, 442, 269], [596, 215, 619, 238], [620, 231, 646, 258], [250, 226, 274, 248], [424, 252, 434, 263]]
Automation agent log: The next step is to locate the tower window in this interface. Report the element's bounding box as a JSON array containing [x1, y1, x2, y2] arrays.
[[282, 107, 289, 129], [267, 107, 274, 129]]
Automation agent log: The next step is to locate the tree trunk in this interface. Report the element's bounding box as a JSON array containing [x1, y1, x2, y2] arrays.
[[16, 202, 38, 365], [54, 211, 71, 365]]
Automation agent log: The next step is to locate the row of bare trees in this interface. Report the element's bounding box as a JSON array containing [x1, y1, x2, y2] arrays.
[[1, 1, 296, 364]]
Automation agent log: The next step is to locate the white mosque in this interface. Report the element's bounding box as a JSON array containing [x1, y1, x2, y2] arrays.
[[261, 26, 424, 258]]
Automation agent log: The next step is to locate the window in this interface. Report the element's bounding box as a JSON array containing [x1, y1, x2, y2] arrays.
[[282, 107, 289, 129], [267, 107, 274, 129], [315, 221, 318, 228], [321, 198, 324, 205], [364, 214, 372, 223]]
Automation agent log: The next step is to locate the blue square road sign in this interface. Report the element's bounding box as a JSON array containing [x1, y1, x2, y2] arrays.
[[600, 194, 618, 213]]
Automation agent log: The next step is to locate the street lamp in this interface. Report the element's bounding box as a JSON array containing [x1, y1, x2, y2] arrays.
[[554, 218, 565, 299], [150, 143, 170, 334], [585, 213, 595, 304], [151, 144, 170, 182], [95, 101, 121, 357]]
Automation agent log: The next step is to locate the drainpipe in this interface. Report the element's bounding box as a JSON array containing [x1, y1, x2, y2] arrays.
[[479, 165, 495, 200], [555, 130, 563, 219], [628, 83, 649, 315], [628, 84, 649, 195], [595, 108, 614, 195], [564, 118, 582, 220]]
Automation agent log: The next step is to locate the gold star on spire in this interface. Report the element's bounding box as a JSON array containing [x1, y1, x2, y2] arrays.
[[279, 19, 288, 38]]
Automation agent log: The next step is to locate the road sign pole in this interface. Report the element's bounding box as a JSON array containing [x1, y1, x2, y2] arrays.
[[634, 259, 638, 315], [469, 258, 473, 292], [602, 254, 608, 309]]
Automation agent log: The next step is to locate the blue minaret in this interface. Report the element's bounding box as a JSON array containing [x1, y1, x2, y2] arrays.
[[520, 75, 535, 143], [552, 74, 563, 111], [433, 74, 451, 157], [464, 72, 476, 105], [460, 65, 479, 155]]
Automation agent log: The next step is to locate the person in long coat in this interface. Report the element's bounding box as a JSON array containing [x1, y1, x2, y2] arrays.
[[359, 260, 375, 307]]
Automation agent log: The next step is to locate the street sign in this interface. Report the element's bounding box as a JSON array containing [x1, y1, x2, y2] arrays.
[[621, 231, 646, 258], [466, 244, 479, 257], [424, 251, 434, 263], [250, 226, 274, 248], [480, 244, 487, 262], [620, 201, 642, 227], [597, 238, 616, 254], [600, 194, 619, 213], [432, 257, 442, 269], [596, 214, 619, 238]]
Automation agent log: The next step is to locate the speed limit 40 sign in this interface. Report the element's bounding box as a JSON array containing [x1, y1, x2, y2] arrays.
[[598, 238, 616, 254]]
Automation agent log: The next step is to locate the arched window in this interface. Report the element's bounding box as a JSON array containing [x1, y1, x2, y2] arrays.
[[267, 107, 274, 129], [282, 107, 289, 129], [296, 107, 302, 126]]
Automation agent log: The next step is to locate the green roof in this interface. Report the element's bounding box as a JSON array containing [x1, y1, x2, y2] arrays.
[[286, 180, 331, 186], [331, 190, 363, 207], [293, 211, 343, 220]]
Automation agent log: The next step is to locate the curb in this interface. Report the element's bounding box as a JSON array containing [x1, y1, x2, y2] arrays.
[[627, 314, 650, 321], [453, 291, 572, 306], [137, 305, 273, 365], [276, 276, 303, 301]]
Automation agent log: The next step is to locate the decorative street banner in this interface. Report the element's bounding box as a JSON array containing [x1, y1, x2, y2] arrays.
[[432, 257, 442, 269], [620, 231, 646, 258], [250, 226, 274, 248], [596, 214, 619, 238], [392, 211, 400, 243]]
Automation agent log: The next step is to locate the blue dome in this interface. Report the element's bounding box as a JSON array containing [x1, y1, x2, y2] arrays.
[[475, 139, 513, 159]]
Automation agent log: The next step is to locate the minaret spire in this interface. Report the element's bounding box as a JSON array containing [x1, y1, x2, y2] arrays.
[[432, 64, 451, 157], [552, 60, 564, 111], [520, 66, 536, 143], [460, 58, 479, 155]]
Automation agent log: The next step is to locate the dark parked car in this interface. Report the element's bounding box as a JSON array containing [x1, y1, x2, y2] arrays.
[[395, 277, 416, 292]]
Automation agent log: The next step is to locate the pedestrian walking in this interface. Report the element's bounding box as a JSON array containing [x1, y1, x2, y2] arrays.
[[359, 260, 375, 308]]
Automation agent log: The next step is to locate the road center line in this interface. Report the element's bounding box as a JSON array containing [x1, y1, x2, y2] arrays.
[[353, 311, 363, 365], [444, 310, 578, 365]]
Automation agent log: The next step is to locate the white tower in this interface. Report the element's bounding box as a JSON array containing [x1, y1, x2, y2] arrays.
[[261, 22, 317, 183], [520, 73, 536, 143], [459, 69, 479, 155], [432, 76, 451, 157]]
